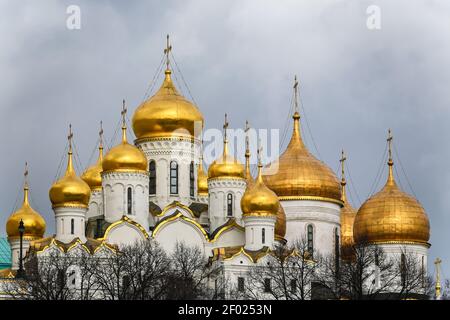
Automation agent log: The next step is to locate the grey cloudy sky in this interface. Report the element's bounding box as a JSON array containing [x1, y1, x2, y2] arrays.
[[1, 0, 449, 278]]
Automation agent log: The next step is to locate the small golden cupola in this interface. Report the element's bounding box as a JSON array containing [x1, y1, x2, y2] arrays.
[[49, 126, 91, 208], [103, 101, 148, 173], [241, 148, 280, 217], [263, 77, 341, 204], [6, 163, 46, 239], [339, 150, 357, 259], [132, 35, 204, 141], [208, 114, 245, 180], [353, 130, 430, 245], [197, 144, 208, 196], [81, 122, 104, 190]]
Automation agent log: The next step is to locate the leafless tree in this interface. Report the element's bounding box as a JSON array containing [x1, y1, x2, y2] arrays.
[[242, 239, 318, 300], [94, 239, 170, 300], [164, 241, 213, 300], [3, 250, 76, 300]]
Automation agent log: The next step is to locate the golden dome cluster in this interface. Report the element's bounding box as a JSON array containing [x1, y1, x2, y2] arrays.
[[263, 111, 342, 204], [132, 69, 204, 141], [103, 103, 148, 173], [353, 131, 430, 245], [49, 131, 91, 209], [6, 166, 46, 239]]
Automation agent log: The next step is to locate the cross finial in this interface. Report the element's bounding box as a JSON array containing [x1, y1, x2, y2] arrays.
[[68, 124, 73, 153], [293, 75, 299, 113], [121, 99, 127, 128], [223, 113, 229, 140], [23, 161, 29, 189], [387, 128, 393, 164], [164, 34, 172, 70], [340, 149, 347, 182], [245, 120, 250, 153], [257, 138, 263, 167], [99, 121, 104, 149]]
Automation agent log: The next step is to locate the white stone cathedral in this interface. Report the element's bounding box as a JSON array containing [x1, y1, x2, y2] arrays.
[[1, 39, 431, 299]]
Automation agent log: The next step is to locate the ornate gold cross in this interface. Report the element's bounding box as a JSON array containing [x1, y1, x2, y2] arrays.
[[164, 34, 172, 70]]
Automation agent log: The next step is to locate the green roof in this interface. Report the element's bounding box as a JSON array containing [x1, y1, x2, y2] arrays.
[[0, 237, 11, 270]]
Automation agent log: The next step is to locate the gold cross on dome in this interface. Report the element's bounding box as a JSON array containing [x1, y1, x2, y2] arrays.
[[164, 34, 172, 70], [223, 113, 229, 139], [121, 99, 127, 127], [99, 121, 104, 148], [293, 75, 299, 112], [257, 139, 263, 166], [340, 149, 346, 179], [387, 128, 393, 161], [68, 124, 73, 151], [24, 162, 29, 178]]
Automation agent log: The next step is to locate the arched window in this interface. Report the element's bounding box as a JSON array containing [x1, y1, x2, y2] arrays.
[[190, 162, 195, 197], [170, 161, 178, 194], [70, 219, 74, 235], [127, 187, 132, 214], [149, 161, 156, 195], [262, 228, 266, 244], [227, 193, 233, 217], [307, 225, 314, 255]]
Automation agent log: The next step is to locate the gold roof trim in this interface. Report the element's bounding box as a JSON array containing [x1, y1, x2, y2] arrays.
[[209, 218, 244, 242], [152, 211, 209, 241], [99, 215, 149, 241], [156, 201, 197, 218], [278, 195, 344, 206]]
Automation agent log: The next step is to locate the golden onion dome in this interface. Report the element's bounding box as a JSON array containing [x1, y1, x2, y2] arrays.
[[275, 204, 287, 239], [208, 135, 245, 180], [7, 172, 46, 239], [103, 125, 148, 173], [132, 69, 204, 141], [353, 134, 430, 245], [197, 156, 208, 196], [263, 111, 342, 204], [49, 141, 91, 209], [241, 162, 280, 217], [81, 140, 103, 190]]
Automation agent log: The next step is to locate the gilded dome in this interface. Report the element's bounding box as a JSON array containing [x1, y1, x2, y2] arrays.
[[81, 143, 103, 190], [241, 163, 280, 216], [353, 159, 430, 245], [103, 127, 148, 173], [49, 147, 91, 209], [7, 182, 45, 239], [197, 157, 208, 196], [263, 112, 342, 204], [132, 69, 204, 141], [208, 137, 244, 180]]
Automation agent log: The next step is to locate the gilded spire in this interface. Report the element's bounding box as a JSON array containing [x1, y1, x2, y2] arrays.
[[386, 128, 395, 186], [291, 75, 305, 148], [244, 120, 253, 183], [340, 150, 347, 202], [99, 120, 104, 156], [256, 140, 263, 183], [23, 162, 30, 206], [435, 258, 442, 299], [65, 124, 75, 175], [121, 99, 128, 144]]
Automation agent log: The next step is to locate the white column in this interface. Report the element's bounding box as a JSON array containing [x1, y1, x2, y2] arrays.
[[54, 207, 87, 243]]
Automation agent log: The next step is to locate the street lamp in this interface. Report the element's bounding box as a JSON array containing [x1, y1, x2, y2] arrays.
[[15, 219, 25, 279]]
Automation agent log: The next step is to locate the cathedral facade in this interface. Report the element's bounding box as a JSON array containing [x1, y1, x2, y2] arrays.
[[0, 40, 431, 299]]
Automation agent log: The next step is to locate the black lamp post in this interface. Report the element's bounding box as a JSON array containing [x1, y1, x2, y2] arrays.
[[15, 219, 26, 279]]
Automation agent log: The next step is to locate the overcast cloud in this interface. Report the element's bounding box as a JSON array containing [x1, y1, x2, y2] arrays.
[[1, 0, 449, 278]]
